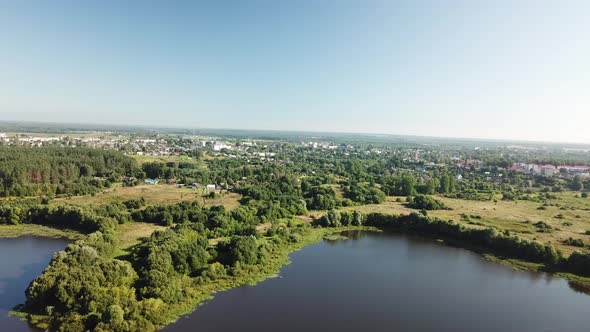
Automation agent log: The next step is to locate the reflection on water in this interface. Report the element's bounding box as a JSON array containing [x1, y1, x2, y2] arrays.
[[0, 237, 69, 332], [567, 279, 590, 295], [340, 229, 367, 240], [165, 231, 590, 332]]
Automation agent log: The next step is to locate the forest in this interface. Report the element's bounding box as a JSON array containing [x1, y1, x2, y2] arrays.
[[0, 147, 141, 197]]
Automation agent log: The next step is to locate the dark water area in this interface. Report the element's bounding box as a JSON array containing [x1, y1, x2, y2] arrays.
[[165, 231, 590, 332], [0, 237, 68, 332]]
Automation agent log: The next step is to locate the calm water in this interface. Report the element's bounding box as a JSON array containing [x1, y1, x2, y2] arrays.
[[165, 231, 590, 332], [0, 237, 69, 332]]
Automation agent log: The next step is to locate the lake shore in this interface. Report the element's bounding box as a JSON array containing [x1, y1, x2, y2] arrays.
[[0, 224, 82, 240]]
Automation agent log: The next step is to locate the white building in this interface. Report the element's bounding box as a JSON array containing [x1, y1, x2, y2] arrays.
[[213, 142, 231, 151]]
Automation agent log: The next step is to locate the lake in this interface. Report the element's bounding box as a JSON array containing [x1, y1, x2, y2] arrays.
[[165, 231, 590, 332], [0, 236, 69, 332]]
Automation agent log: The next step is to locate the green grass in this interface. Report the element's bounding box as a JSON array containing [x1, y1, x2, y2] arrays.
[[131, 154, 206, 167], [53, 184, 242, 210], [323, 234, 349, 241], [343, 191, 590, 255], [116, 222, 168, 249], [0, 224, 82, 240], [482, 254, 545, 272]]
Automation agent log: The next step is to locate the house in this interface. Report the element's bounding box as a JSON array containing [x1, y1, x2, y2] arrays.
[[559, 165, 590, 174], [540, 165, 556, 176], [206, 184, 216, 191], [464, 159, 482, 170], [213, 142, 231, 151], [509, 165, 520, 172]]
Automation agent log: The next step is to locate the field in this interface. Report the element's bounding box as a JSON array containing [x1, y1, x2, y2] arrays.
[[342, 192, 590, 255], [53, 184, 242, 210], [50, 183, 242, 250], [2, 153, 241, 252], [116, 222, 168, 249], [0, 224, 82, 240], [131, 154, 208, 167]]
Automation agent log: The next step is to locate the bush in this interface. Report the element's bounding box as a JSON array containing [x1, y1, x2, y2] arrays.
[[564, 252, 590, 276], [364, 213, 561, 265], [124, 198, 146, 209], [563, 237, 585, 247], [533, 221, 554, 233], [407, 195, 448, 210]]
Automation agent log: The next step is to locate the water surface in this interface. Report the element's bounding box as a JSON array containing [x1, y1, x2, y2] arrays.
[[165, 231, 590, 332], [0, 236, 69, 332]]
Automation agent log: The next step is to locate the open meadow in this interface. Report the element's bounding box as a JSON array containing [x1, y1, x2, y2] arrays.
[[343, 192, 590, 255], [53, 184, 242, 209]]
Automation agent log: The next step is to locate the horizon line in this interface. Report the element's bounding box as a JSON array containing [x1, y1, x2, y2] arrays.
[[0, 119, 588, 147]]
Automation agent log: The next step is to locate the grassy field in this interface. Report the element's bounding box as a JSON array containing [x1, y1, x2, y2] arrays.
[[116, 222, 168, 249], [200, 192, 242, 209], [53, 184, 242, 209], [342, 192, 590, 255], [0, 224, 82, 240], [131, 154, 207, 168], [0, 221, 166, 256]]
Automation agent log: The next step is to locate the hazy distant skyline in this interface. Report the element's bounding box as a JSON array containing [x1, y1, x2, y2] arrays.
[[1, 1, 589, 143]]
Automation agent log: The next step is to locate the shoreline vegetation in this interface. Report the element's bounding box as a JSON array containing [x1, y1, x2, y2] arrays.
[[8, 223, 376, 331], [149, 225, 378, 329], [363, 213, 590, 284], [0, 224, 82, 240], [4, 211, 590, 331]]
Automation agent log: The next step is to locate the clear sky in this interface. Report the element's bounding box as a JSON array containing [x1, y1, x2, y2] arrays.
[[1, 1, 589, 143]]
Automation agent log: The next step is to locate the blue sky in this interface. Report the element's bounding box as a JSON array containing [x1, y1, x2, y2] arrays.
[[1, 1, 589, 143]]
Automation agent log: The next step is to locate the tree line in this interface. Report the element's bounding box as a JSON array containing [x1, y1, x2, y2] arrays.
[[363, 212, 590, 276], [0, 146, 141, 197]]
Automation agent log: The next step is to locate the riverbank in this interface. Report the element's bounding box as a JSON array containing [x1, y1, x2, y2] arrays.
[[0, 224, 82, 240], [8, 211, 590, 331], [16, 225, 377, 331], [153, 225, 378, 329], [481, 254, 590, 293], [158, 223, 590, 330], [363, 212, 590, 293], [161, 230, 590, 332]]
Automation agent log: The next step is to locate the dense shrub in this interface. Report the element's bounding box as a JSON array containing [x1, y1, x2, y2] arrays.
[[343, 183, 386, 205], [563, 237, 585, 248], [364, 213, 561, 265], [407, 195, 448, 210]]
